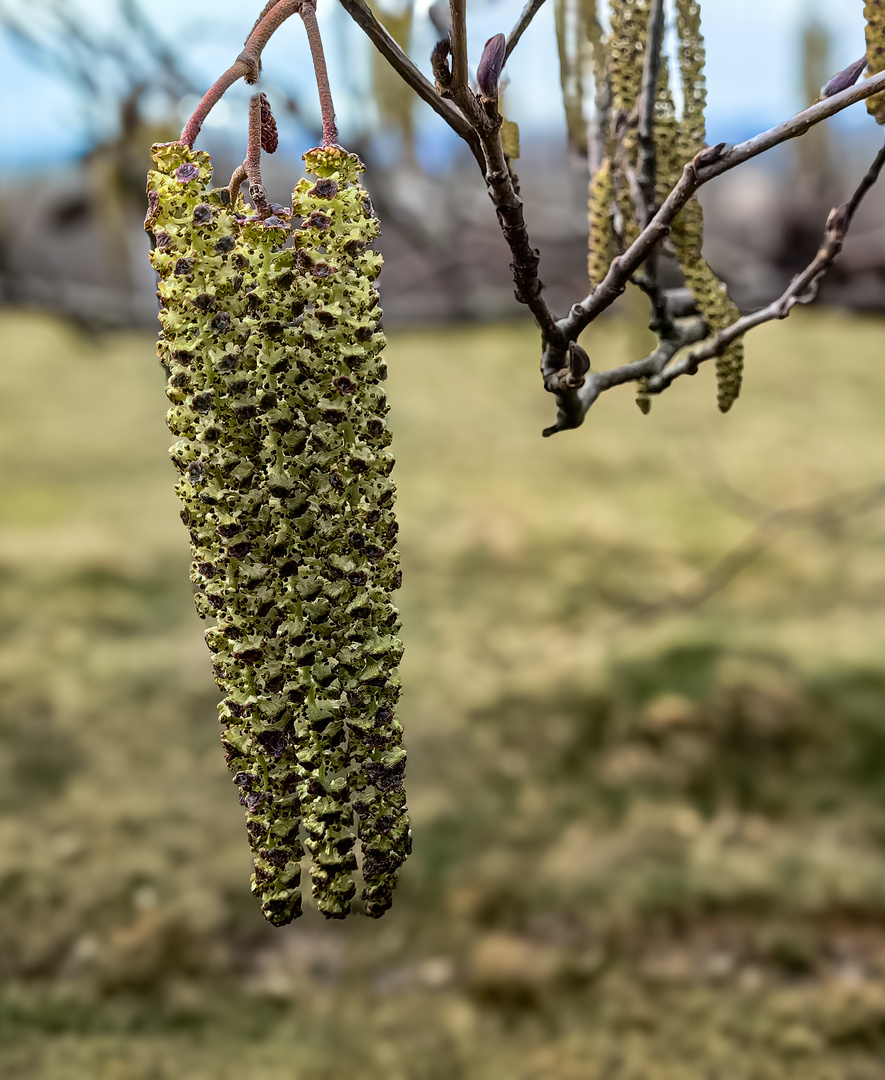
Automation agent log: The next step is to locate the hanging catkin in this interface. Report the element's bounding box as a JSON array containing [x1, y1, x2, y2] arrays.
[[588, 158, 615, 285], [672, 0, 743, 412], [146, 139, 410, 925], [866, 2, 885, 124]]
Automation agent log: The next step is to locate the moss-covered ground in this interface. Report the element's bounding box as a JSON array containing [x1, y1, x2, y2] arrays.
[[2, 307, 885, 1077]]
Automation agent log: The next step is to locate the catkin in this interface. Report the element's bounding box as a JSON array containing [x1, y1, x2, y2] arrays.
[[588, 158, 615, 285], [866, 1, 885, 124], [672, 0, 743, 412], [146, 141, 410, 925]]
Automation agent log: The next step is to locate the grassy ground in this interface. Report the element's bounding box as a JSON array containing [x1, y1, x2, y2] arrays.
[[2, 306, 885, 1077]]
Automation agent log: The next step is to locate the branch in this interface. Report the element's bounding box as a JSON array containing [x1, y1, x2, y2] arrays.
[[542, 315, 706, 436], [448, 0, 469, 93], [648, 139, 885, 394], [567, 67, 885, 336], [505, 0, 548, 63], [335, 0, 482, 164], [244, 94, 271, 216], [180, 0, 303, 145], [605, 479, 885, 625], [300, 0, 338, 146], [541, 68, 885, 433]]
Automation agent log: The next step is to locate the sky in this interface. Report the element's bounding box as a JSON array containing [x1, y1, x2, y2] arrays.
[[0, 0, 875, 174]]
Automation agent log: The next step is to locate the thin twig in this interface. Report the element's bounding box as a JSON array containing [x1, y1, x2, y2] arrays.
[[542, 318, 706, 436], [335, 0, 483, 164], [245, 94, 271, 216], [605, 480, 885, 624], [180, 0, 303, 145], [505, 0, 548, 63], [541, 69, 885, 433], [448, 0, 469, 93], [300, 0, 338, 146], [649, 140, 885, 394]]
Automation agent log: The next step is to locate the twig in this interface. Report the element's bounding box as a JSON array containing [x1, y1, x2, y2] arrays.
[[244, 94, 271, 216], [649, 140, 885, 394], [542, 318, 706, 436], [541, 70, 885, 433], [605, 480, 885, 624], [335, 0, 483, 164], [505, 0, 548, 63], [636, 0, 665, 227], [448, 0, 469, 93], [572, 69, 885, 333], [300, 0, 338, 146], [180, 0, 303, 145]]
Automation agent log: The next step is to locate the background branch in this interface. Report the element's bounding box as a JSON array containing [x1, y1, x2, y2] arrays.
[[505, 0, 548, 63], [336, 0, 483, 164]]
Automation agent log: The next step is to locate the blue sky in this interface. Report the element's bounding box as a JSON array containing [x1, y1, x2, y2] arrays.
[[0, 0, 874, 173]]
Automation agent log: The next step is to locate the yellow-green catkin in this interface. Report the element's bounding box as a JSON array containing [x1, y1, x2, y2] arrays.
[[607, 0, 650, 245], [588, 158, 615, 285], [146, 141, 410, 925], [653, 56, 681, 207], [865, 2, 885, 124], [673, 0, 743, 412]]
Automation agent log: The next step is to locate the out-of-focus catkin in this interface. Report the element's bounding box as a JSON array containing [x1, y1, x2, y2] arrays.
[[866, 2, 885, 124]]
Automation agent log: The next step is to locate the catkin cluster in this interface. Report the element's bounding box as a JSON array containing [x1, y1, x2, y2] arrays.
[[866, 2, 885, 124], [146, 141, 410, 925]]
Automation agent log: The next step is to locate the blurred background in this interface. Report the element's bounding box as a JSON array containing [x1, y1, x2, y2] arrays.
[[3, 1, 885, 1077]]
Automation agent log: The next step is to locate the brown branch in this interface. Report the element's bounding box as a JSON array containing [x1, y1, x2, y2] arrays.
[[505, 0, 548, 63], [245, 94, 271, 216], [300, 0, 338, 146], [605, 480, 885, 625], [335, 0, 483, 164], [649, 139, 885, 394], [180, 0, 303, 145], [542, 316, 706, 436], [636, 0, 665, 226]]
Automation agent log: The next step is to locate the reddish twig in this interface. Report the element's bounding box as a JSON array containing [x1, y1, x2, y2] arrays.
[[300, 0, 338, 146], [245, 93, 272, 216], [180, 0, 303, 146]]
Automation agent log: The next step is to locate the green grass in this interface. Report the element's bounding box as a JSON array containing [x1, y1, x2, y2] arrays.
[[2, 307, 885, 1077]]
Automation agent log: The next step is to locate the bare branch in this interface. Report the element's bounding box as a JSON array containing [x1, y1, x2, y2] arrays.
[[335, 0, 483, 163], [636, 0, 666, 227], [606, 479, 885, 624], [242, 94, 272, 216], [538, 66, 885, 434], [570, 67, 885, 336], [649, 139, 885, 394], [505, 0, 548, 62]]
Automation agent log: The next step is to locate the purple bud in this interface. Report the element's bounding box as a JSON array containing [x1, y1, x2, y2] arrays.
[[822, 56, 867, 98], [175, 162, 200, 183], [477, 33, 506, 101]]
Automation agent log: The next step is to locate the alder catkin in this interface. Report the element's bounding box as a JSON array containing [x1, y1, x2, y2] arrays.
[[672, 0, 743, 412], [146, 141, 410, 924], [865, 1, 885, 124]]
